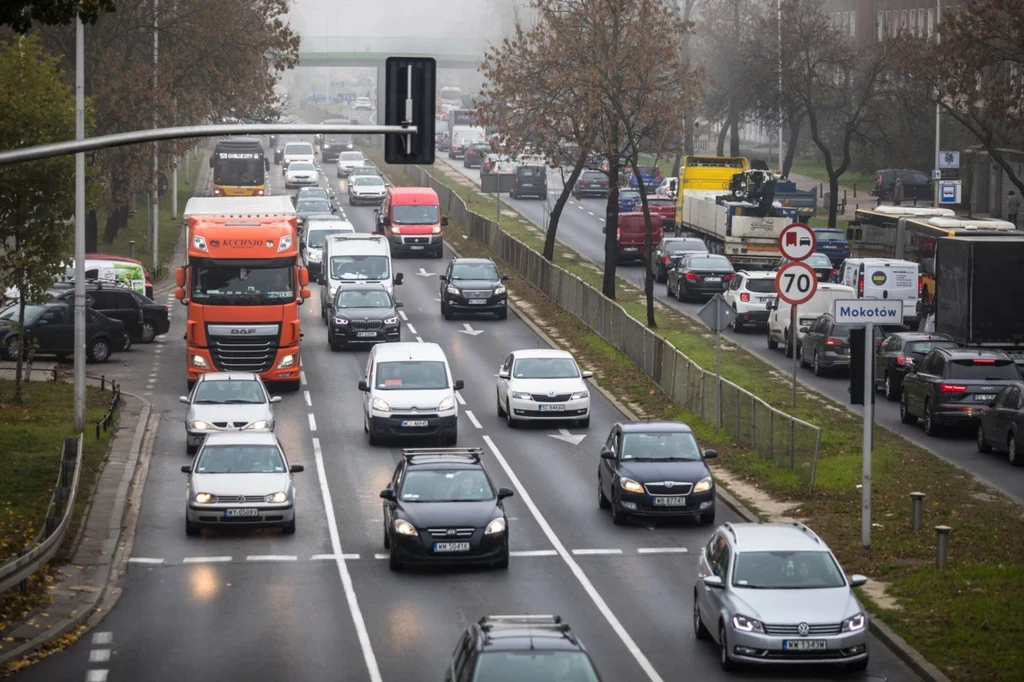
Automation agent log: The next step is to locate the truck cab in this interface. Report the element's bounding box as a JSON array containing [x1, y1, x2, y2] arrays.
[[376, 187, 448, 258]]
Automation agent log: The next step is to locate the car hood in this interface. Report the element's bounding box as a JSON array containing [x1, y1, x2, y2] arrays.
[[448, 279, 500, 290], [333, 307, 396, 321], [192, 472, 290, 496], [618, 459, 708, 484], [508, 377, 586, 394], [377, 388, 452, 411], [187, 403, 273, 426], [400, 500, 498, 528], [731, 586, 861, 625]]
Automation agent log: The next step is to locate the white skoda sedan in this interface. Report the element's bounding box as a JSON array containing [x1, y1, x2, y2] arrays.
[[496, 349, 592, 428]]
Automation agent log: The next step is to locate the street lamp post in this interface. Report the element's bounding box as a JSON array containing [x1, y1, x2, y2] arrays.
[[777, 0, 783, 174], [73, 15, 86, 432], [933, 0, 941, 207]]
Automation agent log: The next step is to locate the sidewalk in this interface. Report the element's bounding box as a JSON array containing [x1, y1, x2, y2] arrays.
[[785, 170, 880, 218], [0, 392, 156, 672]]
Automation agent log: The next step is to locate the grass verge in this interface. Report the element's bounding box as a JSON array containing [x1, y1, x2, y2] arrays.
[[368, 147, 1024, 682], [0, 379, 116, 646]]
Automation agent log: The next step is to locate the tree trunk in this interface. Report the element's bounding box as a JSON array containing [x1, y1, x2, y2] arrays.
[[827, 174, 840, 227], [716, 122, 728, 156], [602, 156, 620, 300], [544, 149, 589, 261], [630, 155, 657, 329], [102, 203, 126, 244], [782, 114, 802, 179], [727, 101, 741, 157], [684, 116, 695, 155]]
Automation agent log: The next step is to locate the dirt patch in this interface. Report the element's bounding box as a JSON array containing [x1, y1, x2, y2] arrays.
[[860, 579, 902, 611], [711, 466, 805, 522]]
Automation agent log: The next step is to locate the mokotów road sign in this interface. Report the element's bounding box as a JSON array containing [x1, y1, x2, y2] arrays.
[[775, 261, 817, 305], [778, 223, 817, 261], [832, 299, 904, 324]]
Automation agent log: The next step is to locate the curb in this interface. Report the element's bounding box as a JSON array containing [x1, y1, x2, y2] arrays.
[[0, 391, 155, 670]]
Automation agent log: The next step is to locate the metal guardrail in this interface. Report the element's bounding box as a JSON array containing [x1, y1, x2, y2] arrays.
[[0, 436, 83, 595], [406, 164, 823, 491], [300, 36, 486, 56]]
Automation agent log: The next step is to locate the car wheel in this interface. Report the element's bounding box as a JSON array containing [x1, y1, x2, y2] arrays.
[[976, 425, 992, 453], [813, 350, 824, 376], [846, 656, 869, 672], [186, 443, 197, 456], [497, 392, 506, 418], [767, 328, 778, 350], [699, 507, 716, 525], [388, 543, 402, 572], [383, 524, 390, 549], [506, 400, 517, 428], [676, 282, 686, 302], [329, 333, 342, 352], [494, 543, 510, 570], [693, 595, 710, 640], [899, 390, 918, 424], [610, 491, 627, 526], [497, 307, 508, 320], [577, 416, 590, 428], [597, 474, 611, 509], [442, 301, 453, 321], [282, 517, 296, 535], [320, 305, 326, 320], [719, 624, 735, 671], [141, 321, 157, 343], [799, 344, 809, 368], [884, 373, 898, 401], [368, 428, 380, 446], [87, 338, 111, 363], [923, 399, 940, 436], [4, 336, 22, 361], [185, 519, 199, 537], [1009, 434, 1022, 467]]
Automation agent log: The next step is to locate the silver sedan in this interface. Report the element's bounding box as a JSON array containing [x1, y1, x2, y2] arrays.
[[182, 432, 303, 536], [180, 372, 280, 455]]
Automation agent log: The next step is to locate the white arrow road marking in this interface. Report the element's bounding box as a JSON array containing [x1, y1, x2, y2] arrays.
[[549, 427, 586, 445], [417, 268, 434, 277], [458, 323, 484, 336]]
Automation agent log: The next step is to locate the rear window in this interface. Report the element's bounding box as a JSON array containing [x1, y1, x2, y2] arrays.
[[906, 340, 957, 354], [582, 171, 606, 180], [647, 198, 675, 207], [815, 229, 846, 241], [688, 257, 732, 269], [665, 240, 707, 254], [745, 279, 776, 293], [285, 143, 313, 155], [947, 359, 1020, 380], [518, 167, 540, 177], [830, 324, 855, 337], [638, 165, 659, 174]]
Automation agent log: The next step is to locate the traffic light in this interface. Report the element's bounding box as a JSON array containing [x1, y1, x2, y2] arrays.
[[849, 328, 875, 405], [384, 57, 436, 165]]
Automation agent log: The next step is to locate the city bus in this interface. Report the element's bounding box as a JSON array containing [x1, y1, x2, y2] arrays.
[[439, 86, 463, 108], [210, 137, 269, 196]]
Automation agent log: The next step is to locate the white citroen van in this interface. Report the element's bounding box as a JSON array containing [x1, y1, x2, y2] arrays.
[[767, 283, 856, 357], [837, 258, 920, 325], [319, 234, 403, 320], [359, 342, 463, 446], [281, 141, 315, 173]]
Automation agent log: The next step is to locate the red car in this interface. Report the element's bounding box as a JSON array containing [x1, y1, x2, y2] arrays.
[[616, 212, 664, 264]]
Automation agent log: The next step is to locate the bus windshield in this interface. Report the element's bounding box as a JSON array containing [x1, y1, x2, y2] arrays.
[[212, 154, 265, 188]]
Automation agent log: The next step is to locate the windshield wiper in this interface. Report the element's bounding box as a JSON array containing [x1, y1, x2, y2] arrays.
[[222, 399, 260, 404]]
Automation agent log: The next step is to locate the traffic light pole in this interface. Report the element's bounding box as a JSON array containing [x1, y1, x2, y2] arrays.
[[861, 321, 874, 550]]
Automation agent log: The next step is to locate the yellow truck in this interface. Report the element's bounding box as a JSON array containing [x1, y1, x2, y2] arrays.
[[672, 156, 749, 230]]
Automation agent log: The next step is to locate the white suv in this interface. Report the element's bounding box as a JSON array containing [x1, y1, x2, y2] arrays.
[[723, 271, 777, 332]]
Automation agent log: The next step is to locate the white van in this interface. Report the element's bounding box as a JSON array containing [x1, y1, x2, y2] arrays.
[[359, 342, 463, 446], [302, 217, 355, 280], [767, 283, 857, 356], [319, 234, 402, 320], [282, 141, 315, 173], [837, 258, 919, 324]]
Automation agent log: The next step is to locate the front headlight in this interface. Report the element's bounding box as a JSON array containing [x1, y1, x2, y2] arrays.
[[191, 355, 209, 369], [190, 420, 213, 431], [731, 615, 764, 633], [265, 491, 288, 504], [329, 285, 339, 298], [244, 420, 270, 431], [333, 317, 349, 325], [194, 492, 216, 504], [842, 612, 866, 632], [276, 354, 296, 369], [693, 476, 713, 494], [437, 396, 455, 411], [390, 226, 400, 234], [570, 390, 589, 400], [620, 477, 644, 494], [372, 397, 391, 412], [510, 391, 532, 400], [308, 251, 322, 262], [394, 519, 417, 536], [446, 285, 461, 296], [431, 225, 442, 234], [485, 518, 507, 535], [383, 316, 399, 325], [494, 285, 506, 295]]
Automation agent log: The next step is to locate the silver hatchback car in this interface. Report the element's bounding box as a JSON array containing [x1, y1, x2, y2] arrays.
[[182, 432, 303, 536], [694, 522, 869, 671], [181, 372, 280, 455]]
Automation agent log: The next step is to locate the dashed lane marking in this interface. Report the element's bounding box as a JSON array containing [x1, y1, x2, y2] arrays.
[[588, 211, 594, 216], [182, 556, 232, 564], [636, 547, 689, 554], [308, 413, 317, 431], [92, 632, 113, 645], [127, 557, 164, 565], [300, 371, 307, 386], [304, 390, 312, 407], [398, 310, 408, 321], [415, 336, 423, 343], [89, 649, 111, 663], [405, 323, 418, 335], [86, 671, 108, 682], [454, 391, 466, 406], [571, 549, 622, 556], [510, 550, 558, 557], [246, 555, 298, 562], [465, 410, 482, 429], [373, 553, 388, 560], [311, 553, 361, 561]]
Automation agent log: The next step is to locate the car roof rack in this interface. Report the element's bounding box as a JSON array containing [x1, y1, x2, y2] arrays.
[[402, 447, 482, 463], [790, 521, 822, 544], [479, 615, 567, 630]]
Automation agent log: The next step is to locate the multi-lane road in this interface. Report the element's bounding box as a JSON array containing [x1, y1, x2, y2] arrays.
[[9, 139, 921, 682], [433, 152, 1024, 503]]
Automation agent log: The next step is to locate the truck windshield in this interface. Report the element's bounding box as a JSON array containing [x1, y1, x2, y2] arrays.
[[392, 205, 439, 225], [191, 263, 294, 304], [212, 156, 265, 188]]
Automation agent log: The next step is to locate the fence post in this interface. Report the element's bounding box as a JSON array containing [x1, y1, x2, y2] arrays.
[[699, 373, 706, 420], [808, 428, 822, 493], [101, 375, 106, 391], [751, 396, 757, 455], [769, 410, 775, 461], [734, 385, 740, 444], [789, 418, 796, 470]]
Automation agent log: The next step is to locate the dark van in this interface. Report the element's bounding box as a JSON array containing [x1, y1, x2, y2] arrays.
[[511, 165, 548, 200], [616, 212, 664, 263]]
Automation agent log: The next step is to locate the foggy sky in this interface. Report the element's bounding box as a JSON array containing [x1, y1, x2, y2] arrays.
[[285, 0, 518, 40]]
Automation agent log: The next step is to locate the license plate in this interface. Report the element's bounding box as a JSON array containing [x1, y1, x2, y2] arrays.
[[468, 299, 487, 305], [401, 420, 429, 427], [759, 297, 772, 303], [433, 542, 471, 553], [357, 331, 377, 338], [410, 245, 424, 250], [705, 277, 721, 282], [783, 640, 827, 651], [975, 394, 995, 402], [538, 404, 566, 412], [224, 508, 259, 517], [653, 496, 687, 506], [623, 247, 638, 252]]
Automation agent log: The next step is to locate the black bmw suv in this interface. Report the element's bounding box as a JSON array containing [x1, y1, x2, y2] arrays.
[[445, 615, 602, 682], [327, 282, 402, 350], [380, 448, 514, 571], [598, 421, 718, 526], [440, 258, 511, 320]]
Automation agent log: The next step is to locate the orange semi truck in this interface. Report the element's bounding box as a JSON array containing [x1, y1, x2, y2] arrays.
[[175, 197, 310, 392]]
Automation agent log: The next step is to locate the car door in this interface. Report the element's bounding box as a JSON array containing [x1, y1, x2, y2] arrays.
[[382, 460, 404, 533], [913, 352, 943, 412], [1006, 388, 1024, 444], [497, 353, 514, 405], [802, 316, 824, 360], [696, 534, 719, 621], [32, 306, 70, 354], [724, 273, 742, 308], [875, 335, 899, 387], [984, 387, 1014, 444], [439, 261, 452, 299], [112, 290, 142, 336], [363, 352, 375, 420], [601, 428, 621, 499], [445, 631, 472, 682]]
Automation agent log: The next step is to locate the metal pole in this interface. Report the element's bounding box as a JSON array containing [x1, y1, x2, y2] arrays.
[[910, 491, 925, 531], [73, 16, 86, 433], [152, 0, 159, 274], [862, 321, 875, 549], [777, 0, 783, 173], [714, 311, 722, 432], [790, 304, 798, 407], [935, 525, 951, 569], [933, 0, 941, 208], [171, 156, 178, 219]]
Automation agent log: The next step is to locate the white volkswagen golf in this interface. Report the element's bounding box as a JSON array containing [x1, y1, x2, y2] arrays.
[[496, 349, 592, 428]]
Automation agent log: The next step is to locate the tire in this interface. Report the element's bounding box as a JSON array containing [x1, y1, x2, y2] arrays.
[[505, 399, 517, 428], [87, 337, 111, 363], [388, 543, 402, 572], [799, 345, 809, 369], [320, 304, 326, 320], [784, 333, 793, 358], [976, 425, 992, 453], [923, 399, 941, 436], [1009, 434, 1022, 467], [699, 508, 716, 525], [185, 519, 199, 537], [846, 656, 869, 672], [719, 625, 735, 671], [597, 474, 611, 509], [497, 392, 507, 418], [577, 416, 590, 428], [497, 307, 508, 320], [186, 443, 197, 456], [812, 350, 824, 376], [4, 336, 22, 361], [884, 373, 898, 401], [676, 282, 686, 302], [610, 492, 627, 526], [368, 426, 380, 446], [282, 517, 296, 535], [442, 302, 453, 320], [899, 390, 918, 424], [494, 544, 510, 570], [767, 329, 779, 350], [329, 334, 342, 351], [383, 524, 390, 549], [141, 321, 157, 343], [693, 596, 710, 640]]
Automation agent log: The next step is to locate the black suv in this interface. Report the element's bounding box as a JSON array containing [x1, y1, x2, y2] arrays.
[[875, 332, 958, 400], [48, 280, 160, 344], [464, 143, 491, 169], [327, 282, 402, 350], [511, 164, 547, 199], [799, 313, 852, 376], [900, 348, 1021, 436], [440, 258, 511, 320], [0, 301, 125, 363], [445, 615, 602, 682]]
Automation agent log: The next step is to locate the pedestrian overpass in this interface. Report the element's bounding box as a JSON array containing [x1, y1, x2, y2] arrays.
[[298, 37, 485, 70]]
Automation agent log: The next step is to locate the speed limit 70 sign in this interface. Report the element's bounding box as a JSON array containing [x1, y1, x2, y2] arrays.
[[775, 261, 818, 305]]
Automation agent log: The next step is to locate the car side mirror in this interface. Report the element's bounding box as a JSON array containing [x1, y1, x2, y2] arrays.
[[600, 448, 616, 460], [849, 574, 868, 588], [441, 216, 449, 227], [799, 326, 809, 334], [270, 396, 282, 403], [703, 449, 718, 459], [394, 273, 404, 285], [395, 301, 404, 308], [702, 575, 724, 588], [497, 487, 514, 500], [454, 379, 465, 391], [581, 371, 593, 379], [501, 274, 511, 281], [179, 396, 189, 404], [358, 380, 369, 392], [380, 488, 396, 500], [498, 370, 509, 379], [181, 465, 192, 473]]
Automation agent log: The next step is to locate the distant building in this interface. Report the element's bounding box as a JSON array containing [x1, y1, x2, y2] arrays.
[[967, 149, 1024, 221], [823, 0, 964, 45]]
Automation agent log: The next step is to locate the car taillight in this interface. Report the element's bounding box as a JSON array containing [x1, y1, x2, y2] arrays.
[[857, 275, 864, 297], [825, 337, 843, 346], [686, 272, 701, 281], [973, 358, 996, 364], [723, 274, 734, 282], [941, 383, 967, 393], [663, 255, 671, 264], [895, 355, 913, 365], [655, 169, 662, 178], [616, 228, 621, 241], [213, 188, 224, 196], [163, 306, 169, 313], [918, 276, 924, 294], [740, 293, 750, 302], [831, 269, 837, 280], [256, 189, 264, 196]]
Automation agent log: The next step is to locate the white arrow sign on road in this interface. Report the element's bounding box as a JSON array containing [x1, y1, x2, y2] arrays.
[[457, 323, 484, 336], [549, 428, 586, 445], [417, 268, 434, 277]]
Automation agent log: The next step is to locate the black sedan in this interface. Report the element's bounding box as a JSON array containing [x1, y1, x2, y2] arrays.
[[440, 258, 511, 320], [296, 198, 335, 231], [652, 237, 708, 283], [799, 313, 852, 376], [129, 290, 171, 343], [598, 421, 717, 526], [381, 448, 514, 571], [463, 143, 491, 169], [875, 332, 957, 400], [667, 254, 735, 301], [327, 283, 403, 350], [774, 253, 836, 282], [573, 170, 610, 199], [0, 302, 125, 363], [977, 382, 1024, 466]]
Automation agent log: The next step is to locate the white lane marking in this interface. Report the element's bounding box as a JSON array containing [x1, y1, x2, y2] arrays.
[[637, 547, 689, 554], [300, 371, 307, 386], [482, 436, 663, 682], [311, 553, 361, 561], [454, 391, 466, 406], [312, 437, 382, 681], [89, 649, 111, 663], [510, 550, 558, 557], [405, 323, 418, 335], [127, 557, 164, 565], [246, 555, 298, 562], [373, 553, 388, 560], [578, 205, 585, 210], [92, 632, 113, 645], [415, 336, 423, 343], [308, 413, 317, 431], [182, 556, 232, 564], [304, 390, 312, 407], [588, 211, 595, 216], [86, 671, 108, 682], [572, 549, 623, 556], [398, 310, 408, 321], [465, 411, 482, 429]]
